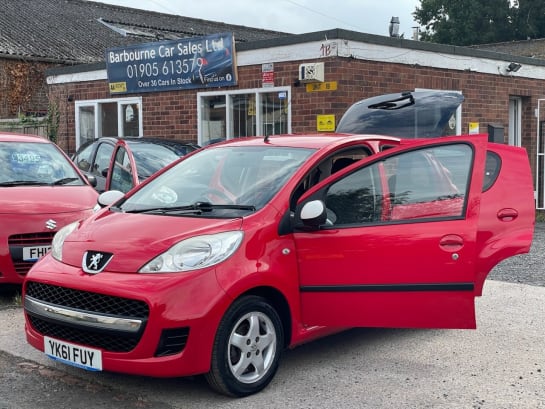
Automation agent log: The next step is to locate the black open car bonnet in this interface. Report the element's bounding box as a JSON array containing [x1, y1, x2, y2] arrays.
[[336, 91, 464, 138]]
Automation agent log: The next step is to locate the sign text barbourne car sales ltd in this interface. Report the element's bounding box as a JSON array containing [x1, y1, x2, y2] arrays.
[[105, 33, 237, 94]]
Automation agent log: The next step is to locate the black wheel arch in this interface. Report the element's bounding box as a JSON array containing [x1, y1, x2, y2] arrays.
[[235, 286, 292, 349]]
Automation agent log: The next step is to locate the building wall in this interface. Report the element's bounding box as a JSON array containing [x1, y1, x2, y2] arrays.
[[0, 59, 52, 119], [48, 56, 542, 175]]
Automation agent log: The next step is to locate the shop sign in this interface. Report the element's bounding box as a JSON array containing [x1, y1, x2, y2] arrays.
[[106, 33, 237, 94], [306, 81, 337, 92]]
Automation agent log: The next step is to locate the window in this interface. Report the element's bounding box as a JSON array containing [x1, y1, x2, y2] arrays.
[[387, 145, 471, 221], [326, 166, 382, 225], [197, 87, 290, 146], [75, 97, 143, 150], [483, 151, 501, 192], [93, 142, 114, 178], [509, 97, 522, 147], [415, 88, 463, 136], [110, 147, 134, 193], [324, 144, 472, 226]]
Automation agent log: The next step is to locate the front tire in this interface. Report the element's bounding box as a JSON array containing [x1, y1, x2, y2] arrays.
[[205, 295, 284, 397]]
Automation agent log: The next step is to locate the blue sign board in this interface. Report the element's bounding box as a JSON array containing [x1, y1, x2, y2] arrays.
[[105, 33, 237, 94]]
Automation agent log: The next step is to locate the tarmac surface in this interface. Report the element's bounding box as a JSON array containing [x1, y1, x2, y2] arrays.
[[0, 225, 543, 408]]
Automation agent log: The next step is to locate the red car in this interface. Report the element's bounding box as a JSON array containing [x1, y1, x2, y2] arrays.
[[23, 130, 534, 396], [0, 132, 98, 285]]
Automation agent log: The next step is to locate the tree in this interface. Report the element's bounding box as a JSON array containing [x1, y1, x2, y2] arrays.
[[413, 0, 513, 45], [511, 0, 545, 40]]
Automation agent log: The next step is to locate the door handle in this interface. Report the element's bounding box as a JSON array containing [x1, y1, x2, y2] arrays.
[[439, 234, 464, 252], [497, 208, 518, 222]]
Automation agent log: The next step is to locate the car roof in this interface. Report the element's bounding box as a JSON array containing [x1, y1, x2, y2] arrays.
[[78, 136, 199, 149], [203, 133, 401, 149], [123, 137, 199, 148], [0, 132, 51, 143]]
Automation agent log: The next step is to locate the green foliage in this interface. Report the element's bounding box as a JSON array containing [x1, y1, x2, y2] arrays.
[[47, 101, 60, 144], [413, 0, 545, 45]]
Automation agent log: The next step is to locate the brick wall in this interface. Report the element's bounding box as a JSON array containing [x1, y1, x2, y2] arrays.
[[49, 56, 543, 172], [0, 59, 52, 119]]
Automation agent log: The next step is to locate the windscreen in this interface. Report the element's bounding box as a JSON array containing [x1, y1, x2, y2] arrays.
[[0, 141, 85, 185], [121, 145, 315, 215]]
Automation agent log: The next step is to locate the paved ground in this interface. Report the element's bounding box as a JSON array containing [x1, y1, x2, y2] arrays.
[[0, 224, 543, 408]]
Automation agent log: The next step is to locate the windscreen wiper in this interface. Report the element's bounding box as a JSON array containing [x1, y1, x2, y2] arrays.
[[368, 92, 415, 110], [125, 201, 256, 214], [0, 180, 50, 187], [51, 177, 79, 185]]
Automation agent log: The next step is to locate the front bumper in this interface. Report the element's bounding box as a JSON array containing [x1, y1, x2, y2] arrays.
[[23, 255, 230, 377]]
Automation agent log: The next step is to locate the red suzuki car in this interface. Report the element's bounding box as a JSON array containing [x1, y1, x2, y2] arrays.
[[0, 132, 98, 285], [23, 92, 535, 397]]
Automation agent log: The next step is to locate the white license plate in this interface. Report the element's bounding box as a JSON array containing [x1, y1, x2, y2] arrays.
[[22, 245, 51, 261], [44, 336, 102, 371]]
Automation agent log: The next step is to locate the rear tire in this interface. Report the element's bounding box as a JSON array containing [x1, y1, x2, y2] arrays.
[[205, 295, 284, 397]]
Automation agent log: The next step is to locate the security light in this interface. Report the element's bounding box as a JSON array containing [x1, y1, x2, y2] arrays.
[[506, 62, 522, 73]]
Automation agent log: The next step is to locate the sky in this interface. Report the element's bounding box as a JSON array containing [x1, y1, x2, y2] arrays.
[[89, 0, 421, 38]]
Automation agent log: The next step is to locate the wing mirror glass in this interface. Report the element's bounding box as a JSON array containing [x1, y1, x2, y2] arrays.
[[298, 200, 327, 228], [97, 190, 125, 207]]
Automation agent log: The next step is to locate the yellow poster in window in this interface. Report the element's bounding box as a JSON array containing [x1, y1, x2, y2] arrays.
[[248, 96, 256, 116]]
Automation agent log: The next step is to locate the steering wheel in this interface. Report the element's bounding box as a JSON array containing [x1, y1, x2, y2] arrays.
[[202, 188, 234, 204]]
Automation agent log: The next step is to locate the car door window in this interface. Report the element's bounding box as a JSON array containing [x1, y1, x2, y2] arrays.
[[93, 143, 114, 177], [324, 143, 472, 225], [110, 147, 134, 193], [73, 143, 94, 172], [386, 144, 471, 221], [325, 166, 382, 224]]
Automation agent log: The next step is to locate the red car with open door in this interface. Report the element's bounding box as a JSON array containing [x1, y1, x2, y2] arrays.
[[72, 137, 199, 193], [23, 129, 534, 397]]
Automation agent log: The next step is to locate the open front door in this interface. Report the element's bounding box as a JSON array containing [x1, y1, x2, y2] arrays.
[[294, 135, 487, 329]]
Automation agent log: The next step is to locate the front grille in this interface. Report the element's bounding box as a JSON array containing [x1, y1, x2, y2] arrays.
[[9, 232, 56, 276], [26, 282, 149, 318], [12, 261, 34, 275], [26, 281, 150, 353], [9, 232, 56, 246]]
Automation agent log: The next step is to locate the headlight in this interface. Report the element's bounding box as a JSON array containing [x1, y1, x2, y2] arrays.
[[139, 231, 244, 273], [51, 221, 79, 261]]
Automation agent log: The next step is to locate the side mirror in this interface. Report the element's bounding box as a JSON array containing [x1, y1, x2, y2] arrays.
[[97, 190, 125, 207], [297, 200, 327, 228], [102, 168, 109, 177], [86, 174, 97, 187]]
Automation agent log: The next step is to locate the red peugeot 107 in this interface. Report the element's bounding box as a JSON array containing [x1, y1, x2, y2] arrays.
[[23, 93, 535, 397], [0, 132, 98, 285]]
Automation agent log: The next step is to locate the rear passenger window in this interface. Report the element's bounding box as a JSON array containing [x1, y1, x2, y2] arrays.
[[483, 151, 501, 192]]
